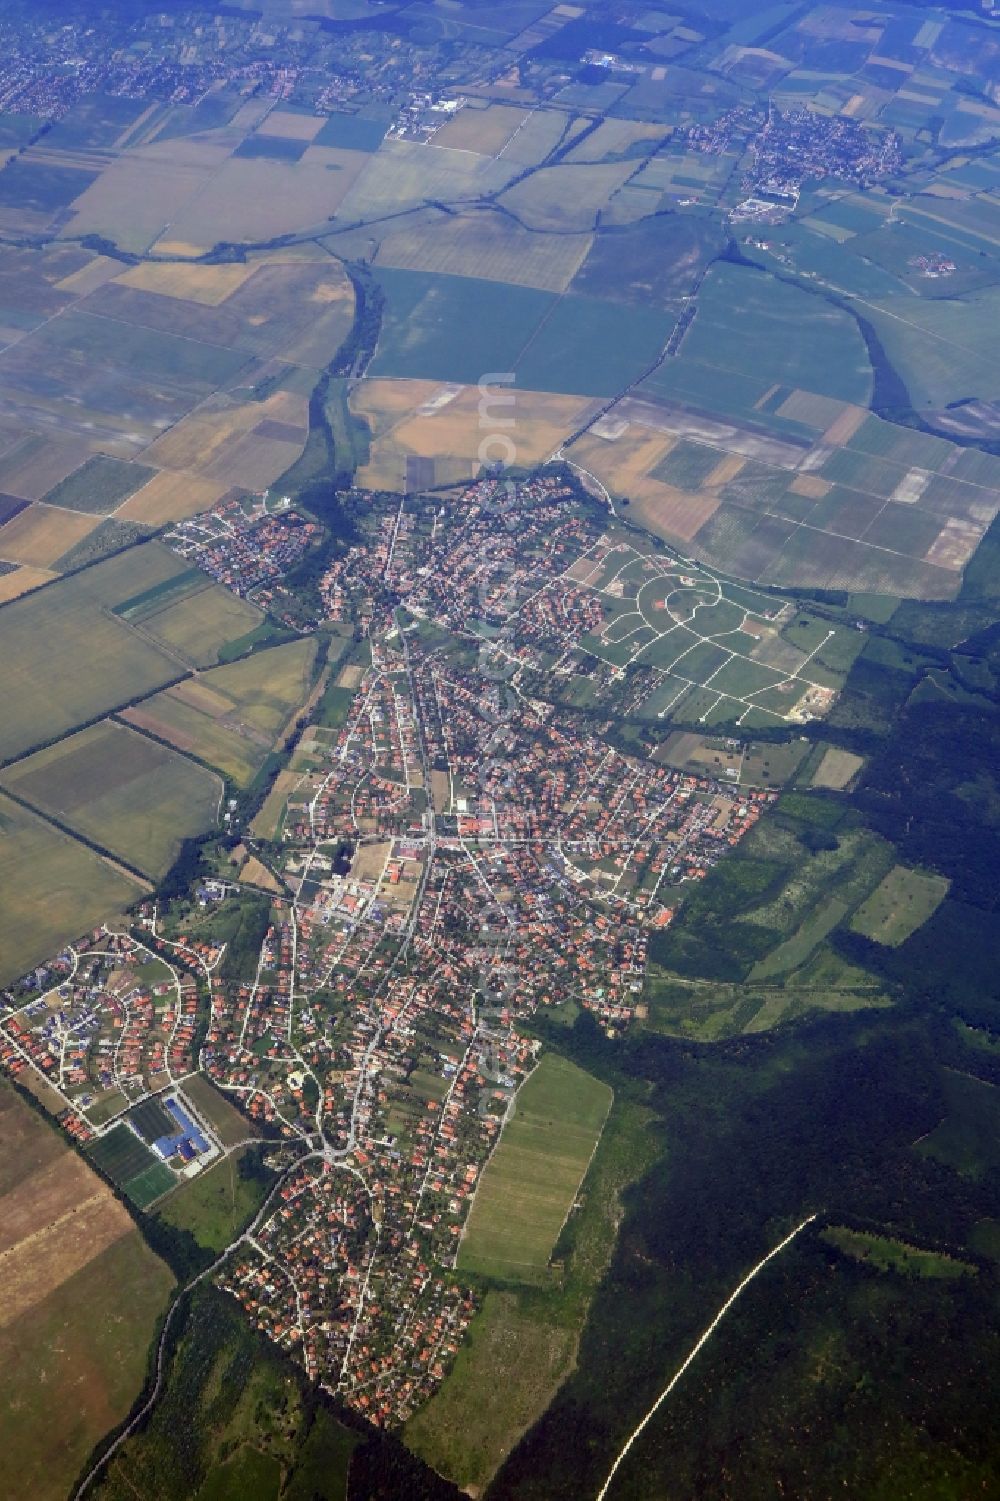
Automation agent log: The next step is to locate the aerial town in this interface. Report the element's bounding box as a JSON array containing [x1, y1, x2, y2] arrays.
[[0, 474, 780, 1427]]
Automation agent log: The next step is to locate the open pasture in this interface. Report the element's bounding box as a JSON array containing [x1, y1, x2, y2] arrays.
[[157, 1146, 270, 1255], [0, 794, 143, 985], [124, 638, 317, 786], [369, 268, 554, 385], [333, 137, 518, 223], [1, 720, 222, 879], [849, 864, 949, 946], [458, 1054, 611, 1282], [131, 581, 265, 669], [0, 1084, 173, 1501], [572, 214, 725, 309], [680, 263, 872, 404], [0, 431, 95, 501], [61, 144, 234, 256], [499, 160, 636, 232]]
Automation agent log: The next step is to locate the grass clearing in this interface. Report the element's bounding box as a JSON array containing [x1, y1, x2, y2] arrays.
[[157, 1147, 271, 1254], [850, 864, 949, 946], [820, 1225, 976, 1279], [917, 1070, 1000, 1181], [457, 1054, 612, 1282]]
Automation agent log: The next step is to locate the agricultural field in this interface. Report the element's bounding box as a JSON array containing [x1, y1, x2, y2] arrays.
[[570, 386, 1000, 598], [457, 1054, 612, 1283], [849, 864, 950, 946], [0, 545, 190, 763], [122, 637, 317, 786], [0, 1082, 173, 1501], [0, 793, 144, 985], [352, 379, 599, 492], [0, 720, 222, 879]]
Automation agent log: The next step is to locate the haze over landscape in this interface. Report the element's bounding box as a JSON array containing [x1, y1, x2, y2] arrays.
[[1, 0, 1000, 1497]]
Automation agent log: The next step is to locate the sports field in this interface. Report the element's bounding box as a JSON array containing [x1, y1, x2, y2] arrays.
[[849, 864, 950, 946], [458, 1054, 611, 1282]]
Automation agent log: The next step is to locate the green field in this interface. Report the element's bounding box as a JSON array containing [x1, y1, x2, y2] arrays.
[[156, 1147, 272, 1254], [457, 1054, 612, 1282], [368, 267, 554, 385], [2, 720, 221, 878], [0, 544, 190, 763], [42, 455, 156, 516], [849, 864, 950, 946], [182, 1072, 252, 1149], [0, 792, 143, 985], [125, 582, 265, 670], [678, 262, 873, 404]]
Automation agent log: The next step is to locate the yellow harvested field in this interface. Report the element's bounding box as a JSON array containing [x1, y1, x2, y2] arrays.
[[201, 430, 304, 490], [251, 768, 301, 839], [260, 109, 326, 141], [0, 1156, 133, 1328], [118, 471, 230, 525], [0, 566, 53, 602], [812, 747, 864, 790], [116, 260, 262, 305], [52, 255, 122, 295], [153, 154, 371, 254], [790, 473, 831, 499], [432, 104, 529, 155], [0, 504, 100, 568], [568, 426, 676, 499], [627, 482, 721, 544], [821, 403, 871, 446], [353, 381, 596, 493], [704, 454, 745, 487], [240, 854, 284, 893]]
